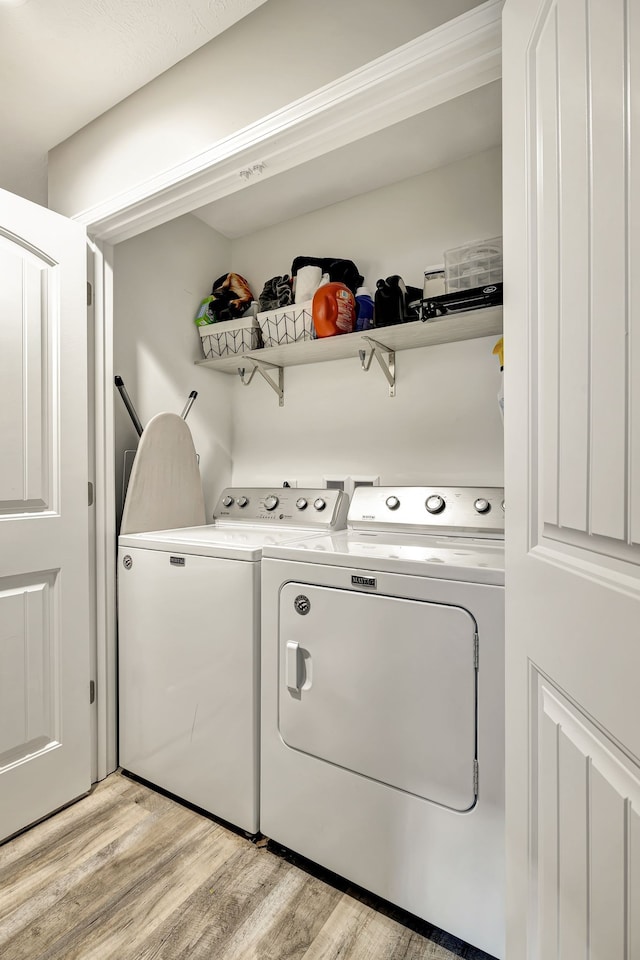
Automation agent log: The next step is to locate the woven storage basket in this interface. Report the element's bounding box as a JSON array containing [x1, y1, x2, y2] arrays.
[[198, 316, 262, 359], [256, 300, 314, 347]]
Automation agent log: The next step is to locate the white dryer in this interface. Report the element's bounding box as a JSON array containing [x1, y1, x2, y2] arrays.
[[118, 487, 348, 835], [260, 486, 504, 958]]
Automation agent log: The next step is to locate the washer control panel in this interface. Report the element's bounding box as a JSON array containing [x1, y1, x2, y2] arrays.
[[213, 488, 349, 529], [348, 486, 505, 537]]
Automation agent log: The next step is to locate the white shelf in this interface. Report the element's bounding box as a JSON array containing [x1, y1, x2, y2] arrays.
[[195, 305, 503, 374]]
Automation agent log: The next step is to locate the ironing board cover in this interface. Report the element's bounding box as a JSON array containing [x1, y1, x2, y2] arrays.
[[120, 412, 206, 534]]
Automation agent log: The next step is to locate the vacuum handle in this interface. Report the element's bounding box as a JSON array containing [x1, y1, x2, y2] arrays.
[[181, 390, 198, 421], [114, 376, 144, 437]]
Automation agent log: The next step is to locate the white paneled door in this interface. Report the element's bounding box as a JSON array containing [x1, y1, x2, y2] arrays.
[[0, 188, 90, 841], [504, 0, 640, 957]]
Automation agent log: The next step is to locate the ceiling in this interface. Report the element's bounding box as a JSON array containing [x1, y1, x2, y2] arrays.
[[193, 82, 502, 240], [0, 0, 267, 206]]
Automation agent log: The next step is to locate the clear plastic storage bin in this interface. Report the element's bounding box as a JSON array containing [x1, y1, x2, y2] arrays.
[[444, 237, 503, 292]]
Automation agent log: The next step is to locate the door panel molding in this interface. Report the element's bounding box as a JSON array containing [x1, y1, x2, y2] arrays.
[[530, 543, 640, 601], [530, 667, 640, 958], [0, 233, 58, 517], [527, 0, 639, 563], [0, 572, 60, 769]]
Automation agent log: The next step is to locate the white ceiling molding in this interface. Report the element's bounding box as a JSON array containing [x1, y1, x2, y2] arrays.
[[80, 0, 502, 245]]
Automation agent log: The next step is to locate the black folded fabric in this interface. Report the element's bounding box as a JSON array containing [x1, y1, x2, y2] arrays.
[[290, 256, 364, 295], [258, 275, 293, 312]]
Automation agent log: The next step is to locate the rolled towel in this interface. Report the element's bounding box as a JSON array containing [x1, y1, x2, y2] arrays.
[[295, 265, 322, 303]]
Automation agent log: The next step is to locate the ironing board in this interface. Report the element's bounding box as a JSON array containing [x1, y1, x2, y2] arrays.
[[120, 412, 206, 534]]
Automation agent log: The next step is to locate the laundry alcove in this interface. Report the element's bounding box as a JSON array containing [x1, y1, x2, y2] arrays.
[[50, 0, 505, 779]]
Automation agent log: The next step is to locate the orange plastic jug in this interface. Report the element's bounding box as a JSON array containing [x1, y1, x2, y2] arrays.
[[312, 282, 356, 337]]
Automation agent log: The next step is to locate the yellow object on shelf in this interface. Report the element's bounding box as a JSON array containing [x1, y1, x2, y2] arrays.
[[492, 336, 504, 370]]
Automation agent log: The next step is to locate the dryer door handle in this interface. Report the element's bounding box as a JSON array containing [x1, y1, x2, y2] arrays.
[[286, 640, 302, 692]]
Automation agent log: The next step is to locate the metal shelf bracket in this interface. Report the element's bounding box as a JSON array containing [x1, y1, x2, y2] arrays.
[[358, 336, 396, 397], [237, 359, 284, 406]]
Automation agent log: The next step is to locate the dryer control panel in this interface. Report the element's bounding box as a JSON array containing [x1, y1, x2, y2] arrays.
[[214, 488, 349, 530], [348, 486, 505, 538]]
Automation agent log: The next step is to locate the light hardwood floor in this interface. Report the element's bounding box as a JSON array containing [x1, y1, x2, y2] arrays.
[[0, 772, 493, 960]]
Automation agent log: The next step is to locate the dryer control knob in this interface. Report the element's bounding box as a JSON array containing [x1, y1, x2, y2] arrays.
[[222, 495, 234, 508], [474, 498, 491, 514], [425, 494, 445, 514], [386, 496, 400, 510], [296, 497, 308, 510], [264, 495, 279, 511], [236, 496, 249, 508], [313, 498, 327, 511]]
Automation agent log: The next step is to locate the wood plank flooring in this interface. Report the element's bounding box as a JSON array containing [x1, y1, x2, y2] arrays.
[[0, 772, 494, 960]]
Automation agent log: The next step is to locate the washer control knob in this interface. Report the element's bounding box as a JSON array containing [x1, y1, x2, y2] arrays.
[[425, 494, 446, 515], [263, 495, 279, 511], [501, 499, 505, 512], [296, 497, 308, 510], [222, 495, 234, 508], [386, 496, 400, 511], [474, 498, 491, 514], [236, 496, 249, 508], [313, 498, 327, 511]]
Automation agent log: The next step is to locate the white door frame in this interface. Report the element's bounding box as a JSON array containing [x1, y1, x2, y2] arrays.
[[76, 3, 503, 777], [88, 240, 118, 779]]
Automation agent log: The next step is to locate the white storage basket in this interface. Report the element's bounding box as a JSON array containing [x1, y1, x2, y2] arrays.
[[256, 300, 314, 347], [198, 316, 262, 360]]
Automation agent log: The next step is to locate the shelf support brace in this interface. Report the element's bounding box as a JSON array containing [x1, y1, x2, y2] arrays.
[[358, 337, 396, 397], [237, 360, 284, 406]]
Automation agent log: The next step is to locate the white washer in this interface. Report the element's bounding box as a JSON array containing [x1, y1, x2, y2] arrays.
[[260, 486, 504, 958], [118, 487, 348, 835]]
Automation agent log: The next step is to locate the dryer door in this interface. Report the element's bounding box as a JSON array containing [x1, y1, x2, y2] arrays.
[[278, 583, 477, 811]]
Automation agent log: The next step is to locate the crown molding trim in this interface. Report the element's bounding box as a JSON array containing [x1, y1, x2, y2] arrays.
[[79, 0, 502, 244]]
